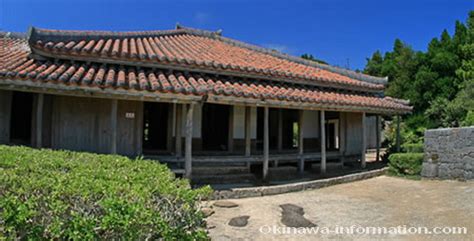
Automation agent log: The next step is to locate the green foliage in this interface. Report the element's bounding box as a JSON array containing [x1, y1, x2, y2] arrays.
[[0, 145, 212, 240], [301, 53, 328, 64], [463, 110, 474, 126], [402, 143, 424, 153], [368, 11, 474, 159], [388, 153, 424, 176]]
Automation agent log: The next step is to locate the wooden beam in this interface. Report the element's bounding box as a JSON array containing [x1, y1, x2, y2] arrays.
[[320, 110, 326, 174], [298, 109, 304, 174], [35, 93, 44, 148], [263, 106, 269, 181], [277, 109, 283, 152], [110, 99, 118, 154], [228, 105, 234, 153], [175, 104, 182, 157], [184, 103, 194, 179], [396, 115, 401, 153], [244, 106, 251, 156], [376, 115, 381, 162], [361, 112, 367, 168]]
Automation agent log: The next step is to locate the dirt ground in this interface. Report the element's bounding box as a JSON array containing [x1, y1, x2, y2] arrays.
[[205, 176, 474, 241]]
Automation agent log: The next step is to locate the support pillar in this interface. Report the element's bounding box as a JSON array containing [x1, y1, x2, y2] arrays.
[[339, 112, 346, 166], [263, 107, 269, 181], [175, 104, 182, 157], [185, 103, 194, 179], [320, 110, 326, 174], [298, 110, 304, 174], [110, 99, 118, 154], [376, 115, 381, 162], [35, 93, 44, 148], [396, 115, 401, 153], [244, 106, 251, 157], [361, 112, 367, 168]]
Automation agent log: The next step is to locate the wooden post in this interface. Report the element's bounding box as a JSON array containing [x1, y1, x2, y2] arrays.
[[175, 104, 182, 157], [361, 112, 367, 168], [396, 115, 401, 153], [263, 107, 269, 181], [228, 106, 234, 153], [298, 110, 304, 174], [277, 109, 283, 152], [245, 106, 251, 156], [110, 99, 118, 154], [185, 103, 194, 179], [339, 112, 346, 165], [135, 101, 144, 156], [320, 110, 326, 174], [375, 115, 381, 162], [35, 93, 44, 148]]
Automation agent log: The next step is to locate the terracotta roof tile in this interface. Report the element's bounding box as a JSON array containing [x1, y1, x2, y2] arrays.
[[0, 33, 411, 114], [28, 27, 387, 92]]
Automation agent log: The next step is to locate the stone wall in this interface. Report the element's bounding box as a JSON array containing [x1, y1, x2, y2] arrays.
[[422, 126, 473, 180]]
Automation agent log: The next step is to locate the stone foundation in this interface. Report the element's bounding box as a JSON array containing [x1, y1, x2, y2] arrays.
[[422, 127, 473, 180]]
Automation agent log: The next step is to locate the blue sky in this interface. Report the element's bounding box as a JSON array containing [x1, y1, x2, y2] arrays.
[[1, 0, 472, 70]]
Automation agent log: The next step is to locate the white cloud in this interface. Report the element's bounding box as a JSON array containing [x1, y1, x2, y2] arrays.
[[261, 43, 296, 55], [194, 12, 210, 25]]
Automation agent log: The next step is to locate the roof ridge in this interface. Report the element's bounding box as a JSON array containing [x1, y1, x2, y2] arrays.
[[0, 31, 27, 39], [28, 27, 188, 42], [27, 26, 388, 86]]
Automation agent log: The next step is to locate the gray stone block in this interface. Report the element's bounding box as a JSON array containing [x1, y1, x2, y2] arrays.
[[421, 163, 438, 178]]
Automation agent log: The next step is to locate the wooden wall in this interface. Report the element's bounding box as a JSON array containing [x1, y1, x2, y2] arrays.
[[344, 112, 363, 155], [0, 90, 12, 144], [51, 96, 142, 156]]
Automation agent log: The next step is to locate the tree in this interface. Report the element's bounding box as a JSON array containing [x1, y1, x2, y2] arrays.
[[301, 53, 328, 64]]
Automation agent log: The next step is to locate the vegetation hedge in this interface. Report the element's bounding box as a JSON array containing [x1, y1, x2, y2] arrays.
[[402, 143, 424, 153], [0, 145, 211, 240], [388, 153, 424, 176]]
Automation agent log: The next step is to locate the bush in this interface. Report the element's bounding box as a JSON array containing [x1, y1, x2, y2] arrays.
[[388, 153, 424, 176], [402, 143, 424, 153], [0, 145, 212, 240]]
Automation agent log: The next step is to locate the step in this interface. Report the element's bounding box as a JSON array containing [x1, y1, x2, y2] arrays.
[[192, 173, 256, 184], [268, 166, 298, 180], [192, 166, 250, 175]]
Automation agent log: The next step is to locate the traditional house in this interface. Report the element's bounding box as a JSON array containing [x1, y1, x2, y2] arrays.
[[0, 26, 411, 182]]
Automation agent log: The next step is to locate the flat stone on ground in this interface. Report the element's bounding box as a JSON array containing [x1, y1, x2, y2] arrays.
[[214, 200, 239, 208], [280, 203, 316, 227], [228, 215, 250, 227]]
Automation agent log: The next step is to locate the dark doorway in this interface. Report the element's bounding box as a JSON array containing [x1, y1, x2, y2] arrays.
[[202, 103, 229, 151], [10, 91, 33, 145], [325, 120, 339, 151], [256, 108, 297, 151], [143, 102, 169, 152]]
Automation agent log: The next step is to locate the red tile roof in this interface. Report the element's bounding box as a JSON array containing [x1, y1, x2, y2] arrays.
[[0, 34, 411, 114], [29, 27, 386, 92]]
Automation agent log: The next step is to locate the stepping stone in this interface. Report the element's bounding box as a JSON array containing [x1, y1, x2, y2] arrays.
[[214, 200, 239, 208], [279, 203, 316, 228], [228, 215, 250, 227], [201, 207, 215, 217]]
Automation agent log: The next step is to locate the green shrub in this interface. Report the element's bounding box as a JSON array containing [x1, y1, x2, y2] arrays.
[[402, 143, 424, 153], [388, 153, 424, 176], [0, 145, 212, 240]]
